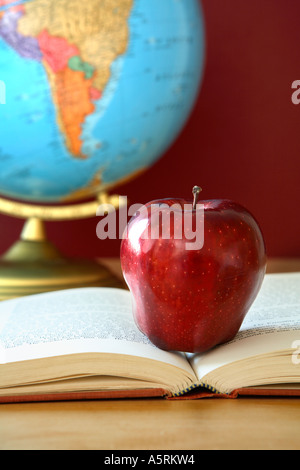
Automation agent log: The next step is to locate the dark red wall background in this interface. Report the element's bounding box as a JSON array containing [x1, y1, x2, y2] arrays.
[[0, 0, 299, 260]]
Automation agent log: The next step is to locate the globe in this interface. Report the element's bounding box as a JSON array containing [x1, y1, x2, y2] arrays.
[[0, 0, 205, 300], [0, 0, 205, 204]]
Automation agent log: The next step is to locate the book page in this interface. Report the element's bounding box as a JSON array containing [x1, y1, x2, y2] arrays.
[[0, 288, 193, 376], [190, 273, 300, 380]]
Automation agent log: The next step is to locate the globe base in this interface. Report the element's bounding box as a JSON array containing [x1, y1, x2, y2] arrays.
[[0, 218, 125, 301], [0, 257, 125, 301]]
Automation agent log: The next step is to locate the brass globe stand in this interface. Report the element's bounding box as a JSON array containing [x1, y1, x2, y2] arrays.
[[0, 193, 126, 300]]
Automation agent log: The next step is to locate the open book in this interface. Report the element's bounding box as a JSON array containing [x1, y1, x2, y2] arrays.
[[0, 272, 299, 403]]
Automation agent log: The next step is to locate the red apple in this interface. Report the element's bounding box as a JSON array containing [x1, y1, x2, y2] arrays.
[[120, 187, 266, 353]]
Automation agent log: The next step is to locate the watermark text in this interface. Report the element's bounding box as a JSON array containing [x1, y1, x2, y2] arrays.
[[96, 196, 205, 251], [292, 340, 300, 365], [291, 80, 300, 105]]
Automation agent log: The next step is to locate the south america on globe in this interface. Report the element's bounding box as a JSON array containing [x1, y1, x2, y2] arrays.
[[0, 0, 205, 203]]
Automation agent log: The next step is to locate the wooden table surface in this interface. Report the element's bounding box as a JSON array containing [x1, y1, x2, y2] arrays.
[[1, 257, 300, 451]]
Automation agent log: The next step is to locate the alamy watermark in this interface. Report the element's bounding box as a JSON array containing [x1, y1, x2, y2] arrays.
[[0, 80, 6, 104], [291, 80, 300, 105], [292, 340, 300, 365], [96, 195, 205, 251]]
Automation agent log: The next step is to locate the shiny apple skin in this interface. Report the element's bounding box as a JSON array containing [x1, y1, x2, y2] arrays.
[[121, 199, 267, 353]]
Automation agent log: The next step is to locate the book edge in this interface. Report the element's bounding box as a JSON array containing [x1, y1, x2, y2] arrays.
[[1, 385, 300, 404]]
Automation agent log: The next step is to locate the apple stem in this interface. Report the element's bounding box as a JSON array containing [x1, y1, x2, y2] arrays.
[[192, 186, 202, 210]]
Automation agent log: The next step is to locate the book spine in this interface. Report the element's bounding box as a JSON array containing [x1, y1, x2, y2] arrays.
[[173, 382, 223, 397]]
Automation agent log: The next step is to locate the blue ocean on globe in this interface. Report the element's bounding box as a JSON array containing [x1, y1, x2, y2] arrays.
[[0, 0, 205, 202]]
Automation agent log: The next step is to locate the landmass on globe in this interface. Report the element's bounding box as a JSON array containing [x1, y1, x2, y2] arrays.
[[0, 0, 133, 159], [0, 0, 204, 203]]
